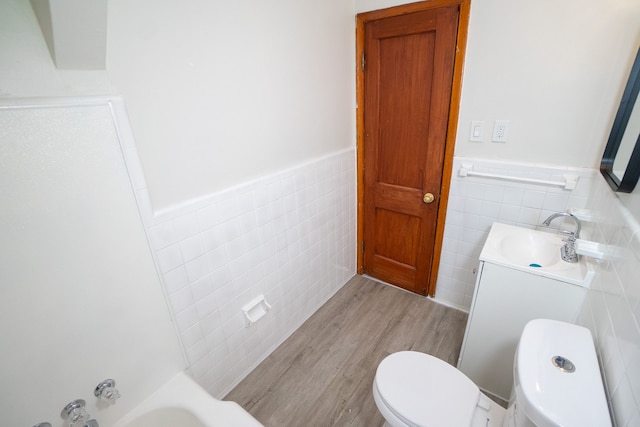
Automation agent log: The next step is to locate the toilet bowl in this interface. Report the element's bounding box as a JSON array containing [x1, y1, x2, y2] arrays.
[[373, 319, 611, 427], [373, 351, 504, 427]]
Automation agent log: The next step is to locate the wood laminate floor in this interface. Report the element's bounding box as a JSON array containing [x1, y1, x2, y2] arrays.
[[225, 275, 468, 427]]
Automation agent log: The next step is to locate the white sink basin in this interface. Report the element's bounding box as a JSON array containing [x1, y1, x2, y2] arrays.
[[499, 230, 561, 267], [480, 222, 594, 287]]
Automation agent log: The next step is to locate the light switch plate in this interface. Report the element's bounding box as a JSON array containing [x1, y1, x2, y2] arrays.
[[469, 121, 484, 142]]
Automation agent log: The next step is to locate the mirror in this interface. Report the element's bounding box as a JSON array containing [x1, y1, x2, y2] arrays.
[[601, 47, 640, 193]]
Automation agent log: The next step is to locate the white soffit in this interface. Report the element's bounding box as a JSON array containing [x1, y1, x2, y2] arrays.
[[31, 0, 107, 70]]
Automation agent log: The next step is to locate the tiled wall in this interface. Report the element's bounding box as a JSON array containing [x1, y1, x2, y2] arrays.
[[577, 177, 640, 427], [122, 115, 640, 423], [435, 157, 595, 311], [121, 124, 640, 425], [435, 156, 640, 426], [121, 138, 357, 397]]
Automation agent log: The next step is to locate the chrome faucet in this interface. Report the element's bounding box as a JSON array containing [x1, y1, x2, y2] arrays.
[[542, 212, 581, 238], [542, 212, 581, 263]]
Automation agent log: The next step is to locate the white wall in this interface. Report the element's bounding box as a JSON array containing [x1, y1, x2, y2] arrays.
[[6, 0, 638, 207], [0, 0, 356, 211], [0, 99, 185, 427], [455, 0, 640, 168], [0, 0, 358, 414], [106, 0, 356, 211], [103, 0, 360, 396], [357, 0, 640, 169], [355, 0, 407, 13]]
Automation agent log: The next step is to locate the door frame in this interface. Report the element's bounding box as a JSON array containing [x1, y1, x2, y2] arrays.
[[356, 0, 471, 297]]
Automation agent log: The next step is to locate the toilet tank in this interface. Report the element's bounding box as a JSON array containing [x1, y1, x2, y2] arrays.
[[507, 319, 611, 427]]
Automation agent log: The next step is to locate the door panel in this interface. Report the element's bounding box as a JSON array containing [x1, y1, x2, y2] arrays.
[[374, 209, 420, 266], [377, 32, 434, 190], [362, 7, 458, 295]]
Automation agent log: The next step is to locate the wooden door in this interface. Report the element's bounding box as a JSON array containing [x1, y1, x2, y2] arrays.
[[361, 6, 459, 295]]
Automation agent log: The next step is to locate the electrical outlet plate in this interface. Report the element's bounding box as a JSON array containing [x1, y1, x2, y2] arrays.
[[492, 120, 509, 143]]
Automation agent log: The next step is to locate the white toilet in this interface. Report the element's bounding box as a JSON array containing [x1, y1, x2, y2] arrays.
[[373, 319, 611, 427]]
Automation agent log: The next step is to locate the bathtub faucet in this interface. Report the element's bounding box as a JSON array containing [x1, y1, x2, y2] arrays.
[[541, 212, 581, 263]]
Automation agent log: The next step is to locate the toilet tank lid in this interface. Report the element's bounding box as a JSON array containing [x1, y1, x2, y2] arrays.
[[515, 319, 612, 427], [375, 351, 479, 427]]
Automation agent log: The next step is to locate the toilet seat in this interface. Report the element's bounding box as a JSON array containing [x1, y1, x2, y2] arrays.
[[374, 351, 480, 427]]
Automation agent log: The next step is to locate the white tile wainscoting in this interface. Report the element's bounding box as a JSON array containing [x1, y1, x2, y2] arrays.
[[123, 132, 640, 424], [578, 176, 640, 427], [435, 157, 595, 311], [436, 156, 640, 426], [122, 142, 357, 397]]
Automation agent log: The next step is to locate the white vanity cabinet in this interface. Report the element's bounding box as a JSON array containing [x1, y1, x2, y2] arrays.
[[457, 261, 587, 400]]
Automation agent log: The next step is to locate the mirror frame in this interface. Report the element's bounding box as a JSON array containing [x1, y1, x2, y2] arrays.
[[601, 47, 640, 193]]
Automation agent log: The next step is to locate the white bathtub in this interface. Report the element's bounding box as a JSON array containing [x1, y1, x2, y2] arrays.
[[113, 372, 263, 427]]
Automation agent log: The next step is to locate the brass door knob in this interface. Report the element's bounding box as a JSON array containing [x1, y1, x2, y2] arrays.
[[423, 193, 435, 204]]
